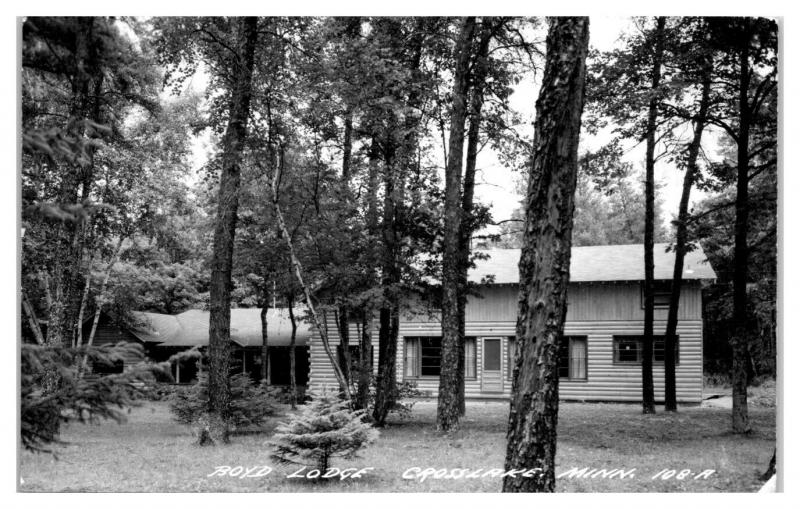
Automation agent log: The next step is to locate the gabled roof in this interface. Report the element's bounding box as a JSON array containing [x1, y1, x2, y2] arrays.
[[131, 308, 311, 348], [469, 243, 717, 284]]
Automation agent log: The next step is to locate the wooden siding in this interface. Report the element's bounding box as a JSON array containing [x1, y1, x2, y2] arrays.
[[308, 284, 705, 403], [393, 320, 703, 403], [404, 282, 704, 323], [307, 319, 379, 393], [83, 316, 147, 368]]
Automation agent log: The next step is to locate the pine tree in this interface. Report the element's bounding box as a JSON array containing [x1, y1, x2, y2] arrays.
[[270, 390, 379, 473], [169, 372, 276, 444]]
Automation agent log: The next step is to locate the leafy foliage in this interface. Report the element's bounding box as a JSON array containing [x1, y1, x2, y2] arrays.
[[270, 390, 379, 472]]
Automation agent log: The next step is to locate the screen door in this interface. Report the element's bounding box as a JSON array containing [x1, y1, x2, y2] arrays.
[[481, 337, 504, 392]]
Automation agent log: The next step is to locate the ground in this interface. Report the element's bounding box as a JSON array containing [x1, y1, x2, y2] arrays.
[[19, 393, 775, 493]]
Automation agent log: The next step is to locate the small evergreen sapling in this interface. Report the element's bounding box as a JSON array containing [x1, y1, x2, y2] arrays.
[[170, 371, 276, 444], [270, 390, 379, 473]]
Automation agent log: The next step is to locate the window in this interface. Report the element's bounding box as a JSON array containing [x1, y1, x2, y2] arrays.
[[642, 280, 673, 308], [507, 337, 516, 380], [483, 338, 501, 371], [403, 336, 476, 379], [508, 336, 587, 380], [403, 337, 441, 378], [420, 337, 442, 376], [404, 338, 420, 378], [613, 335, 679, 364], [558, 336, 588, 380], [465, 337, 477, 379]]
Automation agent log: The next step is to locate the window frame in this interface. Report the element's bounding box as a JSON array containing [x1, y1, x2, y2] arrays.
[[641, 280, 673, 309], [402, 336, 478, 380], [507, 336, 516, 380], [558, 335, 588, 381], [612, 335, 679, 365], [464, 336, 477, 380]]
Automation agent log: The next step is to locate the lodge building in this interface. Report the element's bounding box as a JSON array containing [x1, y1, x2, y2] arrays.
[[307, 243, 716, 403]]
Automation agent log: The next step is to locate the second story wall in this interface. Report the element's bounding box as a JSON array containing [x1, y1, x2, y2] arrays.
[[405, 281, 704, 323]]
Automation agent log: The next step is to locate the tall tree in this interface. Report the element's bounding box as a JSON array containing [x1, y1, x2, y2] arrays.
[[704, 17, 777, 433], [22, 16, 159, 391], [437, 16, 476, 432], [638, 16, 667, 414], [662, 20, 715, 411], [503, 16, 589, 493], [156, 16, 260, 443], [370, 18, 432, 426], [207, 17, 258, 443], [454, 16, 508, 417]]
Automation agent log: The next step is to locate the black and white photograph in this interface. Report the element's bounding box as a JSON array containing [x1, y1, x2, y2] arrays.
[[14, 7, 787, 496]]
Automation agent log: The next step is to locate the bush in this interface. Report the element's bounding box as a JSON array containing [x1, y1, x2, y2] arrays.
[[359, 378, 426, 420], [269, 384, 308, 405], [21, 342, 161, 454], [169, 372, 277, 431], [270, 390, 379, 473]]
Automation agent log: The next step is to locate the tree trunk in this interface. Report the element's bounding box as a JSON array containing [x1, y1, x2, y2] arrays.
[[342, 111, 353, 181], [206, 17, 259, 445], [337, 306, 351, 384], [641, 16, 665, 415], [46, 17, 100, 358], [260, 283, 271, 384], [731, 22, 752, 434], [21, 289, 45, 345], [358, 140, 380, 413], [356, 311, 373, 411], [664, 63, 712, 412], [761, 448, 776, 481], [456, 18, 496, 418], [79, 239, 123, 378], [437, 16, 476, 433], [75, 265, 92, 348], [502, 17, 589, 493], [287, 295, 298, 410], [373, 141, 401, 426], [371, 18, 425, 426], [340, 17, 360, 182]]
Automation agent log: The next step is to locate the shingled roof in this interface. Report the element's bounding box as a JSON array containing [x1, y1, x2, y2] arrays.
[[131, 308, 311, 348], [469, 243, 716, 284]]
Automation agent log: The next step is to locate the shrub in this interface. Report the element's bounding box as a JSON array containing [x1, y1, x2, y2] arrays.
[[359, 378, 426, 420], [270, 390, 379, 473], [21, 342, 161, 454], [169, 372, 277, 431]]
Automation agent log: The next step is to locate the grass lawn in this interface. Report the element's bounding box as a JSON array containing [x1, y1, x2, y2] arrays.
[[18, 398, 775, 493]]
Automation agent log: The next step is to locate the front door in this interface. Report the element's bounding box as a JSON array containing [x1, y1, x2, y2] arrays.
[[481, 337, 503, 392]]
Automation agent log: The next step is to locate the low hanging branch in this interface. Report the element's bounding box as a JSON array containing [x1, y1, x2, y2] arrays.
[[269, 144, 353, 403]]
